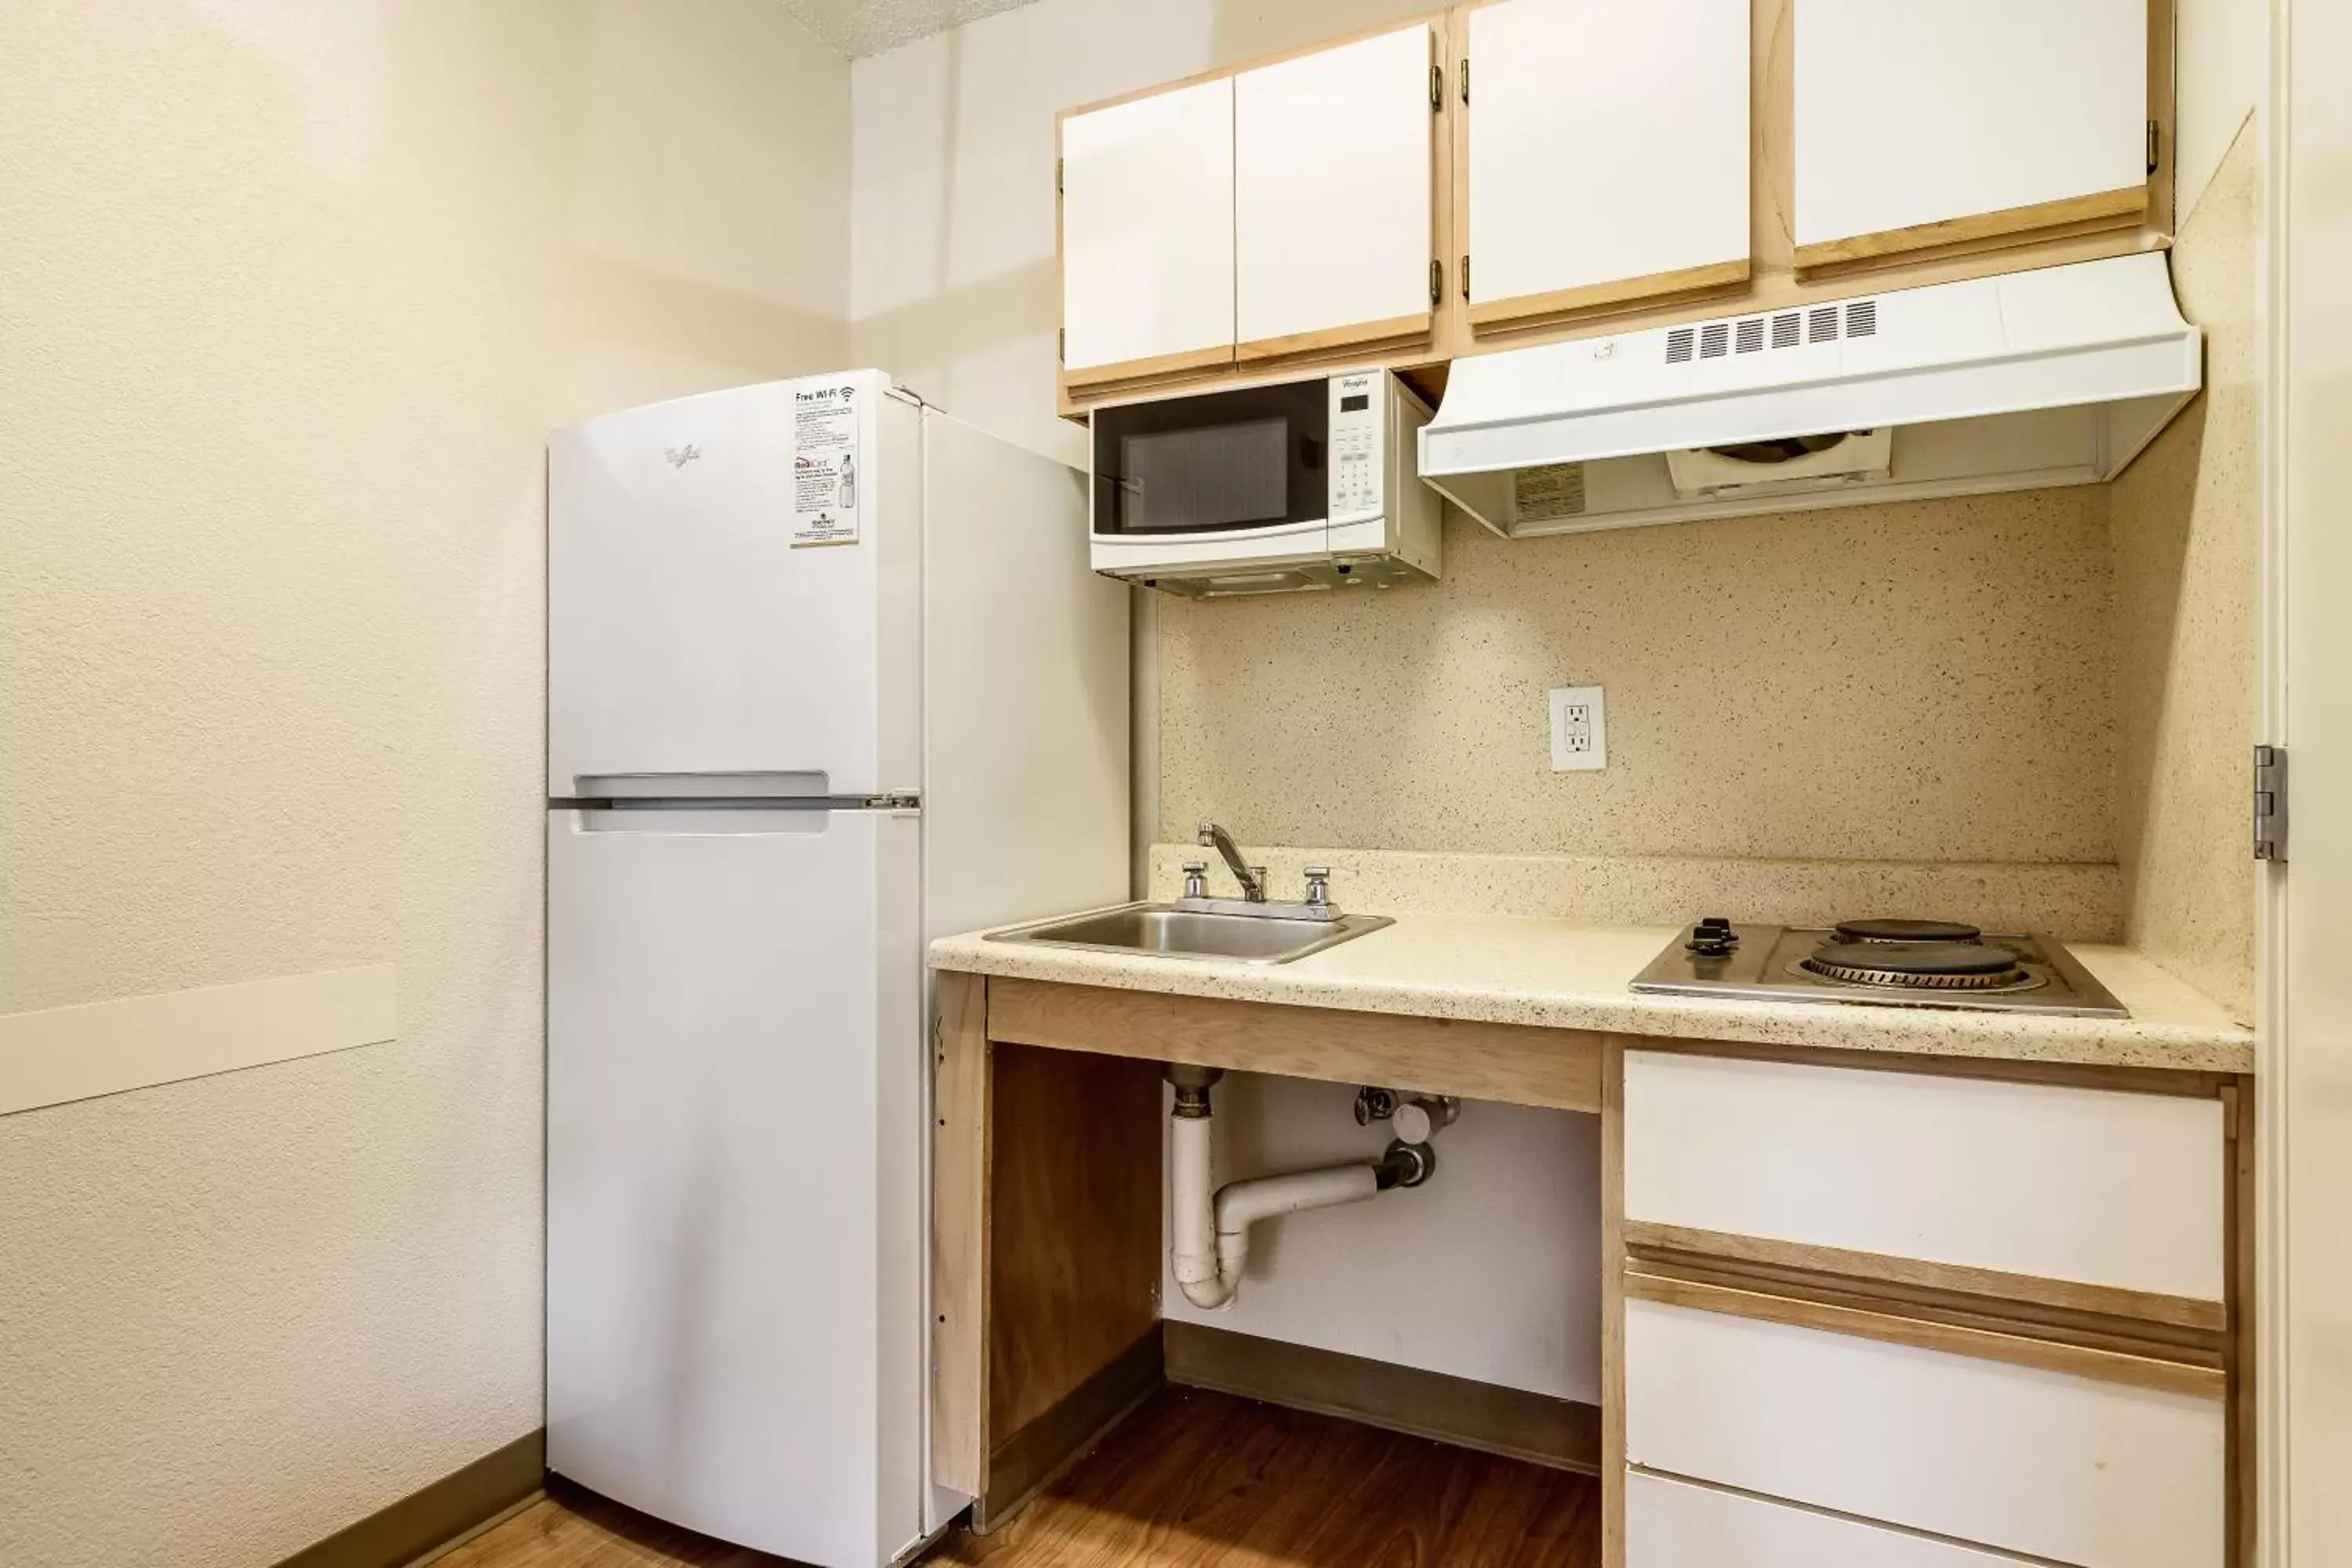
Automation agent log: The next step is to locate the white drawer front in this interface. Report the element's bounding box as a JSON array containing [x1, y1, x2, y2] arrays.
[[1625, 1298, 2226, 1568], [1628, 1470, 2031, 1567], [1623, 1051, 2225, 1301]]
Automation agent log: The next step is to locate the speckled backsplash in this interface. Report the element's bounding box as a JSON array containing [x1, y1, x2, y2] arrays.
[[1148, 845, 2124, 942], [1158, 487, 2117, 865]]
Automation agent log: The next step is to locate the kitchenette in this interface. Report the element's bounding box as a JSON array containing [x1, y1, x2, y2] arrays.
[[907, 0, 2260, 1564]]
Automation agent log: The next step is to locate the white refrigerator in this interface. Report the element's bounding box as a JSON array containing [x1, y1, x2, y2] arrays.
[[544, 371, 1128, 1566]]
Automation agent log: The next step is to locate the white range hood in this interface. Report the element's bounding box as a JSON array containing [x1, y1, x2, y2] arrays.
[[1419, 251, 2202, 537]]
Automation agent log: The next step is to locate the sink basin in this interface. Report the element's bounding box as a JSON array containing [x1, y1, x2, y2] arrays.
[[987, 902, 1393, 964]]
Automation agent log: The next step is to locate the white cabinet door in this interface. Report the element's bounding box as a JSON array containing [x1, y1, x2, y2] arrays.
[[1626, 1298, 2227, 1568], [1466, 0, 1750, 327], [1061, 78, 1235, 384], [1794, 0, 2148, 263], [1234, 24, 1436, 359], [1621, 1051, 2227, 1302]]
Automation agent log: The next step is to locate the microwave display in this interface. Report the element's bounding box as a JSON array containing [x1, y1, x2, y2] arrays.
[[1092, 378, 1328, 536]]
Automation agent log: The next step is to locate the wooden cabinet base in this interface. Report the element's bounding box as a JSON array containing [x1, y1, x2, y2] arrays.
[[1795, 186, 2149, 274], [1469, 259, 1753, 335], [977, 1326, 1165, 1534]]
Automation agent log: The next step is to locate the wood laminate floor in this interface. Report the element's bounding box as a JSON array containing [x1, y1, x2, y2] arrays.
[[441, 1388, 1602, 1568]]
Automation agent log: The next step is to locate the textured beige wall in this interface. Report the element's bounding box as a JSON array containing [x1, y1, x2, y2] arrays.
[[1160, 491, 2118, 863], [0, 3, 848, 1565], [2109, 125, 2260, 1023]]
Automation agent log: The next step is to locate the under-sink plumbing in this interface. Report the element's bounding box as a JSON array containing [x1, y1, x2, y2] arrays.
[[1165, 1065, 1444, 1311]]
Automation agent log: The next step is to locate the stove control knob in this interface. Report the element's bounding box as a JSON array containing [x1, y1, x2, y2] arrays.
[[1686, 917, 1740, 956]]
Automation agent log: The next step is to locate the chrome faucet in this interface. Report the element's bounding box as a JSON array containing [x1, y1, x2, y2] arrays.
[[1196, 821, 1267, 903]]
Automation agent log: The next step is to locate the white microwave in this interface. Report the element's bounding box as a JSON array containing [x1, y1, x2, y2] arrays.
[[1088, 368, 1441, 597]]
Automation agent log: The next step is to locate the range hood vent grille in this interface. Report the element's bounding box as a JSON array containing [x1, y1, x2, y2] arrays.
[[1665, 297, 1881, 369]]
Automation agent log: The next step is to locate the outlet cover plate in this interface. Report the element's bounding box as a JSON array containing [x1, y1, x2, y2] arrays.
[[1550, 686, 1606, 771]]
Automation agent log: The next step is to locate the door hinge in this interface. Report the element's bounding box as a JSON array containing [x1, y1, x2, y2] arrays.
[[1058, 327, 1065, 363], [2255, 745, 2287, 861], [1461, 253, 1470, 300], [1431, 257, 1443, 305], [1431, 63, 1443, 111], [1056, 156, 1064, 196], [864, 792, 922, 811], [1461, 57, 1469, 103], [2147, 119, 2161, 175]]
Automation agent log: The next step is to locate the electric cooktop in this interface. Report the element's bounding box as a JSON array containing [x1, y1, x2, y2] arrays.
[[1629, 918, 2129, 1019]]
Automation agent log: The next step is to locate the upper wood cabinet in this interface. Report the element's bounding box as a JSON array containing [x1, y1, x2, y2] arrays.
[[1792, 0, 2151, 269], [1233, 24, 1439, 362], [1059, 77, 1237, 388], [1464, 0, 1751, 331], [1054, 0, 2165, 413]]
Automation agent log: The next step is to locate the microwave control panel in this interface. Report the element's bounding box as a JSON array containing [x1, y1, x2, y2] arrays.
[[1327, 372, 1386, 527]]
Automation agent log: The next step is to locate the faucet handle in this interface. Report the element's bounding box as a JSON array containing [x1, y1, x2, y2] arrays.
[[1302, 867, 1332, 908], [1181, 861, 1209, 899]]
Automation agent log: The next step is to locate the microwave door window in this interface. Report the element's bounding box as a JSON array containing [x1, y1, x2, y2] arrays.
[[1093, 376, 1330, 537], [1120, 419, 1287, 532]]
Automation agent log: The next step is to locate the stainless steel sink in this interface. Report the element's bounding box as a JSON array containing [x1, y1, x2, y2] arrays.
[[987, 902, 1393, 964]]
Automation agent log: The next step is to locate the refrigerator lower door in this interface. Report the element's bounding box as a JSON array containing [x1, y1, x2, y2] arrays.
[[547, 805, 925, 1568]]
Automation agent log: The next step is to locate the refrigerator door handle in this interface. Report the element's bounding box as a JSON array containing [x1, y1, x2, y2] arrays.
[[572, 771, 830, 800], [568, 806, 836, 835]]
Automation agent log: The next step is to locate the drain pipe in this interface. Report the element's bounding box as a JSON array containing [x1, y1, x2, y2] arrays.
[[1167, 1065, 1436, 1311]]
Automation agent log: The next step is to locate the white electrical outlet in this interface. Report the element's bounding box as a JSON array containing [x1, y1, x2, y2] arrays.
[[1549, 686, 1606, 771]]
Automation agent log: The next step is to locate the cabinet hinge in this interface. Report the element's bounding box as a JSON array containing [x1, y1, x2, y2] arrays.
[[1461, 57, 1469, 103], [2147, 119, 2161, 175], [2255, 745, 2288, 861], [1461, 253, 1470, 300], [1431, 63, 1443, 111], [1430, 257, 1443, 305]]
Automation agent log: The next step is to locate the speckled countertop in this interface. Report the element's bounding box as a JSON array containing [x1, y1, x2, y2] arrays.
[[929, 910, 2254, 1075]]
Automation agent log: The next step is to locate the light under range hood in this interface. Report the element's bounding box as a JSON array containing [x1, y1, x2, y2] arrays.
[[1418, 252, 2201, 539]]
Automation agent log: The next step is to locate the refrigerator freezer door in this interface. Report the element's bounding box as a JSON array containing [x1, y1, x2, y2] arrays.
[[548, 373, 921, 797], [546, 805, 925, 1567]]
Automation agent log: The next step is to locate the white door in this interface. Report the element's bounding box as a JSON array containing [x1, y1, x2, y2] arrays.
[[1060, 79, 1236, 387], [546, 806, 925, 1568], [547, 373, 920, 798], [1792, 0, 2147, 263], [1234, 24, 1436, 359], [2271, 0, 2352, 1558], [1465, 0, 1750, 328]]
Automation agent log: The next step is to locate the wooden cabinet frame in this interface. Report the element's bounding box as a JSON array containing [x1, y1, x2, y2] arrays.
[[935, 971, 2255, 1565]]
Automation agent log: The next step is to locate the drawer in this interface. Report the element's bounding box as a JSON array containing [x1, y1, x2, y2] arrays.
[[1622, 1050, 2226, 1301], [1625, 1296, 2226, 1568], [1628, 1469, 2036, 1567]]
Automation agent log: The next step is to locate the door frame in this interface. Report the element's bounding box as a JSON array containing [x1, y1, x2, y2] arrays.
[[2256, 0, 2352, 1562]]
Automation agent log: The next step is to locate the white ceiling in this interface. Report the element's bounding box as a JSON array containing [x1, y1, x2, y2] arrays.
[[775, 0, 1040, 57]]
